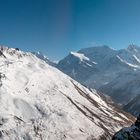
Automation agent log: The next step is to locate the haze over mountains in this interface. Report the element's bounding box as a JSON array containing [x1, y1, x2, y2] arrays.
[[0, 46, 135, 140], [57, 45, 140, 116]]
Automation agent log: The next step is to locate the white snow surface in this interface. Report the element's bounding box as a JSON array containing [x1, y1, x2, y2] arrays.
[[70, 52, 90, 61], [117, 55, 140, 68], [0, 47, 134, 140]]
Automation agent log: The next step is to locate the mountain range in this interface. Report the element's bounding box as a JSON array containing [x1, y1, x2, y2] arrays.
[[57, 45, 140, 116], [0, 46, 135, 140]]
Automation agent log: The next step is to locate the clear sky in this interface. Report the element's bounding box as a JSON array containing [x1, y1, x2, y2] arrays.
[[0, 0, 140, 60]]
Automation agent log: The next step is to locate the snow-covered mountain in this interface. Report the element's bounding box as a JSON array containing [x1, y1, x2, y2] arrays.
[[0, 46, 134, 140], [57, 45, 140, 106], [57, 51, 97, 84]]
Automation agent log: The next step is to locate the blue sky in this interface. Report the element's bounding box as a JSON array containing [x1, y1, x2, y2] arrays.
[[0, 0, 140, 60]]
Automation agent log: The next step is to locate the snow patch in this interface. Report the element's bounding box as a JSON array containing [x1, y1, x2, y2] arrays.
[[70, 52, 90, 61]]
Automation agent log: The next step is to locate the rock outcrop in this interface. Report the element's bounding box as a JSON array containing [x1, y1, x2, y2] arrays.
[[112, 114, 140, 140]]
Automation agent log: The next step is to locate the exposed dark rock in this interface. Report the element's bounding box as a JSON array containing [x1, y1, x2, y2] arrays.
[[15, 48, 19, 51], [112, 114, 140, 140], [0, 50, 6, 58]]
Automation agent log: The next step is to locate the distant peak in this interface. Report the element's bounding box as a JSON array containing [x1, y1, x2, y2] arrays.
[[98, 45, 111, 49], [96, 45, 116, 50], [79, 45, 116, 52], [87, 45, 111, 49], [127, 44, 140, 51]]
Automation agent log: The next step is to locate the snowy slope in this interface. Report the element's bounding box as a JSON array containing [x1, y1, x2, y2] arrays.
[[32, 51, 56, 66], [0, 46, 134, 140], [57, 45, 140, 105]]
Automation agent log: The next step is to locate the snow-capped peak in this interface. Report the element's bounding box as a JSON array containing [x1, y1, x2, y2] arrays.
[[127, 44, 140, 52], [78, 45, 116, 54], [0, 46, 31, 60]]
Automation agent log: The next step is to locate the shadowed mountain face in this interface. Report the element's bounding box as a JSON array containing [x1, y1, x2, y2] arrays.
[[0, 46, 135, 140], [123, 94, 140, 117], [112, 114, 140, 140], [57, 45, 140, 110]]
